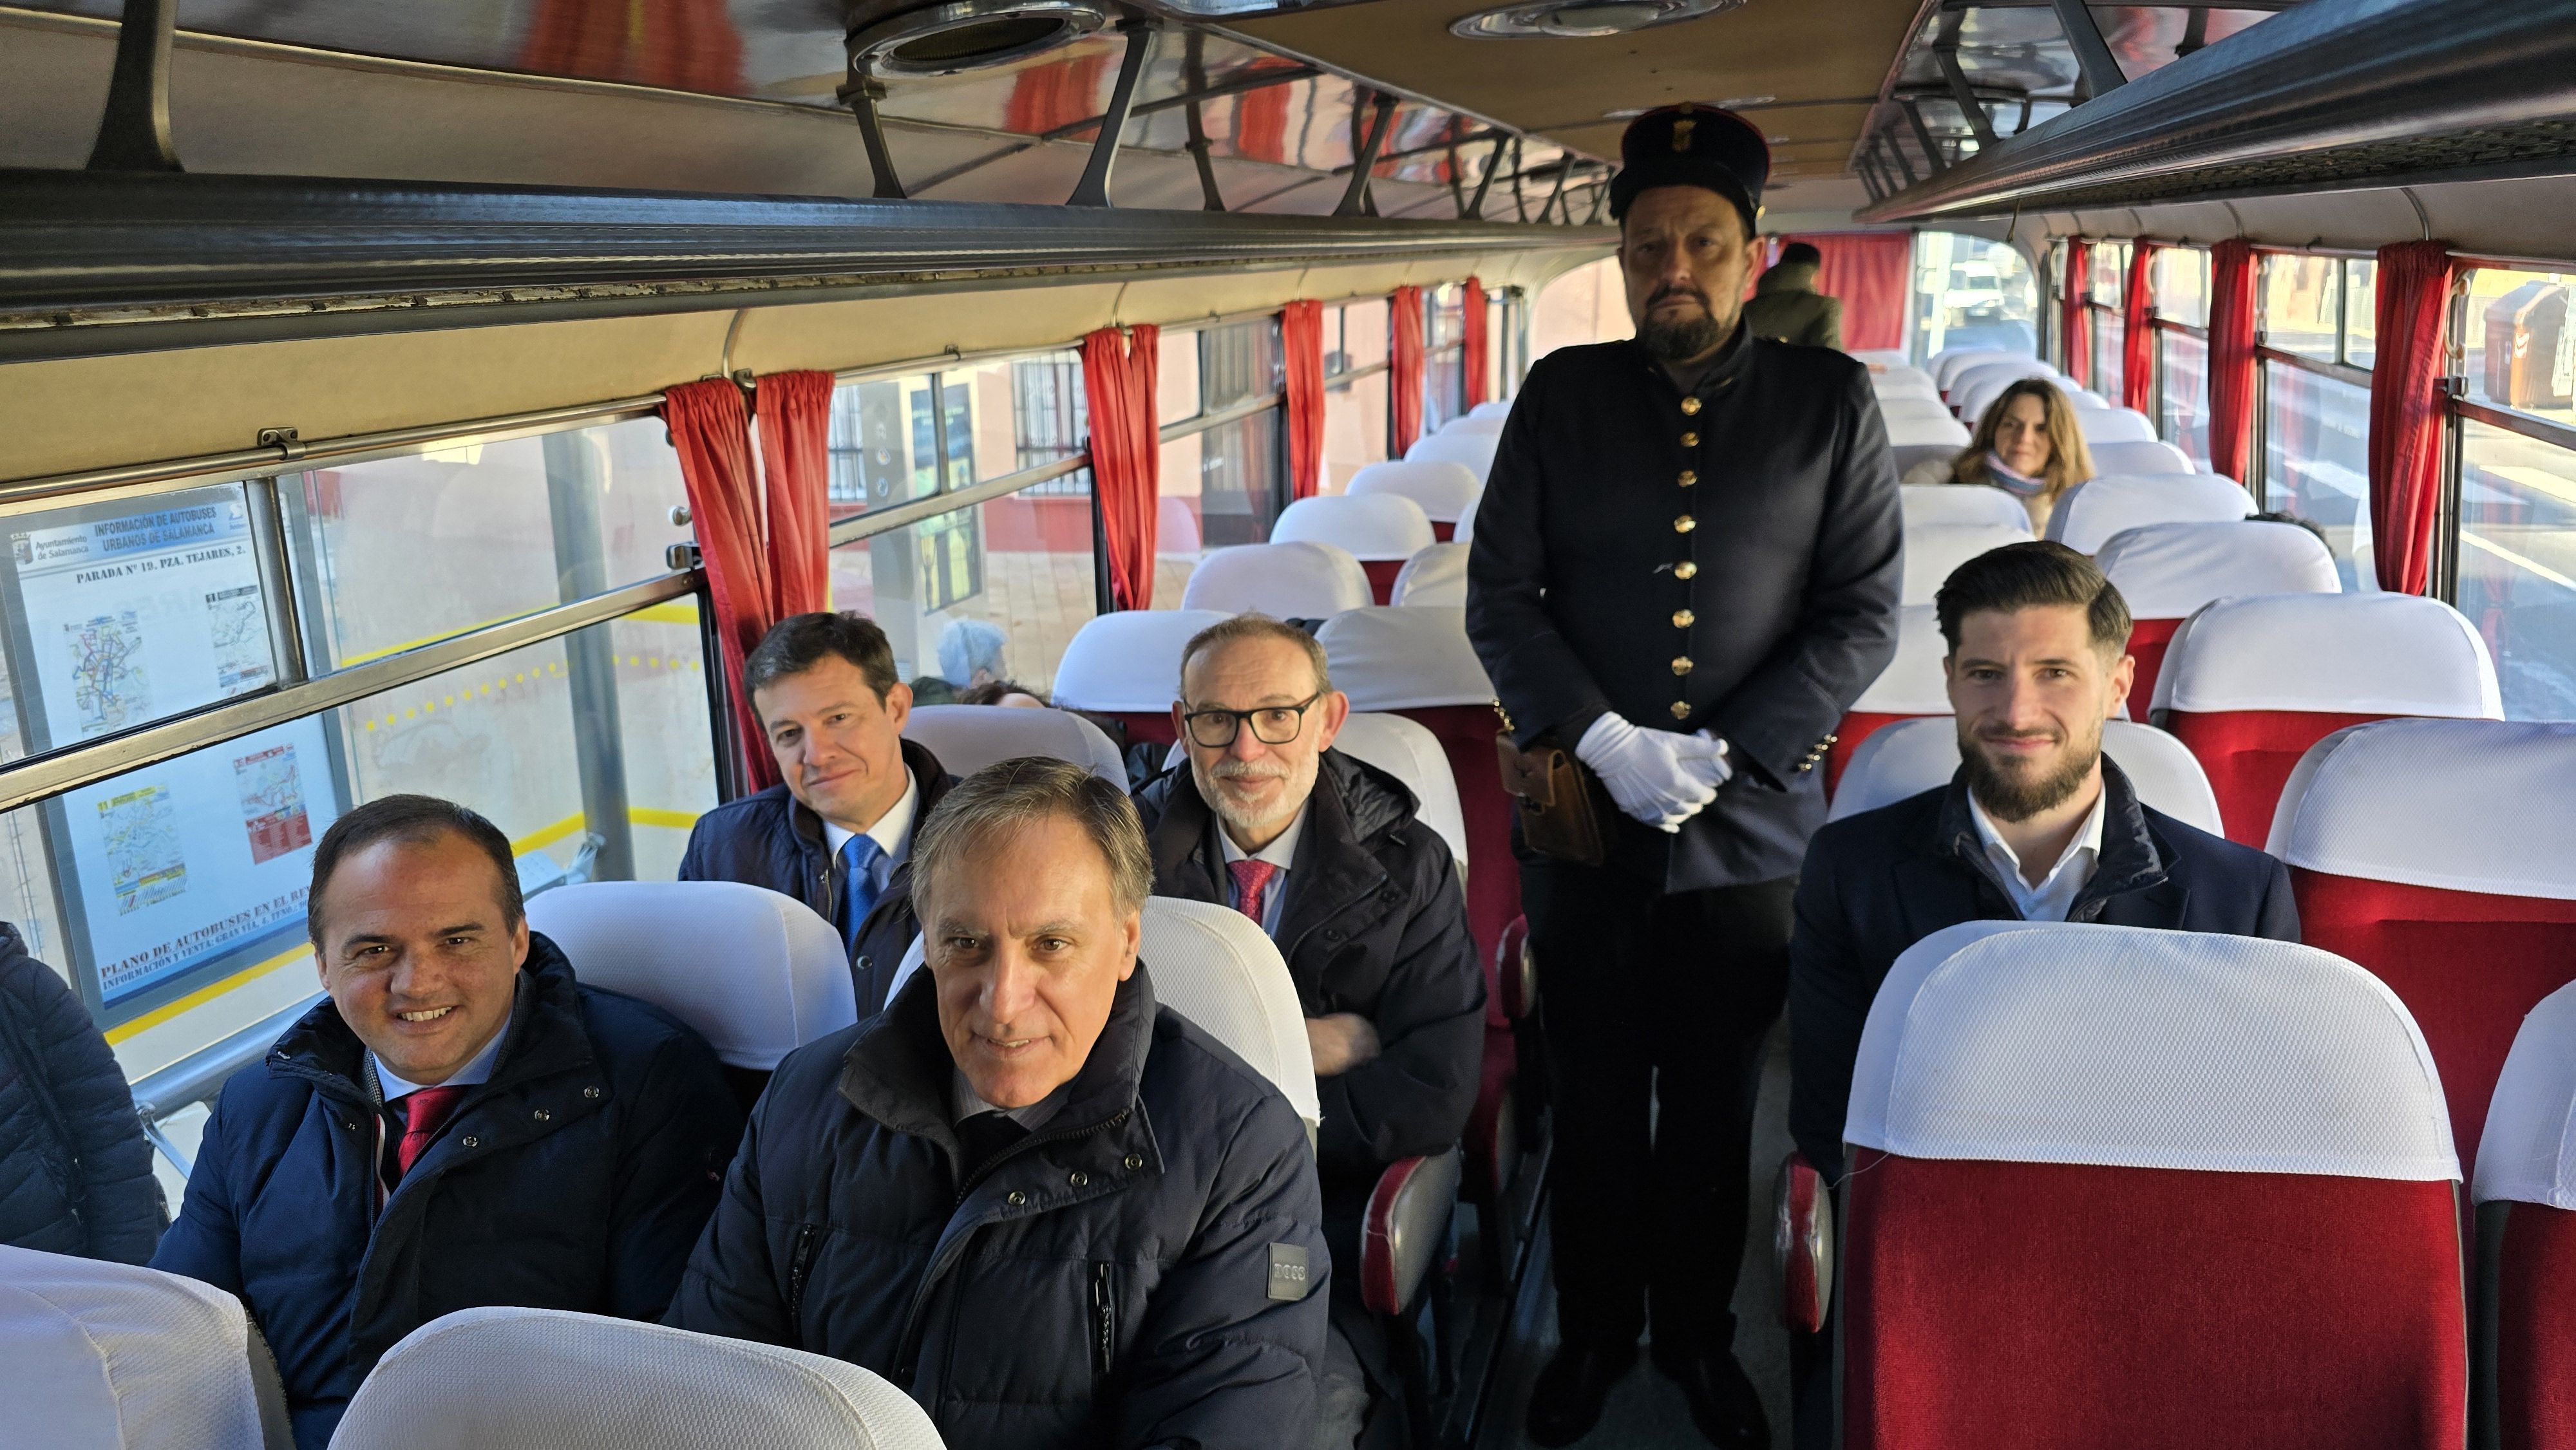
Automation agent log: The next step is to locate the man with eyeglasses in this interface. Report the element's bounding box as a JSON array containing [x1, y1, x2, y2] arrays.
[[1134, 613, 1484, 1450]]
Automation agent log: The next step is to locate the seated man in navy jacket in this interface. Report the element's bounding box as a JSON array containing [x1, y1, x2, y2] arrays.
[[1789, 541, 2302, 1182], [680, 612, 958, 1012], [154, 795, 740, 1449]]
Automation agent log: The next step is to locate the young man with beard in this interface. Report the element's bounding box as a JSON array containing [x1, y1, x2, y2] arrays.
[[1467, 105, 1902, 1448]]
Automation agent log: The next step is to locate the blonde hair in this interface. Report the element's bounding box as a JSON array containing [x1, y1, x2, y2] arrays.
[[1951, 379, 2096, 508]]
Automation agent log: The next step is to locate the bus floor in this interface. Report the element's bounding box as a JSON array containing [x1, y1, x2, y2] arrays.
[[1466, 1021, 1794, 1450]]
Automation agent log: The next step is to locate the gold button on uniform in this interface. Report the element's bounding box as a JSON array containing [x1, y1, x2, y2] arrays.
[[1670, 701, 1691, 720], [1672, 657, 1693, 675], [1681, 397, 1703, 416], [1674, 516, 1696, 533], [1672, 610, 1695, 628], [1678, 469, 1698, 487], [1675, 561, 1698, 579], [1680, 432, 1699, 447]]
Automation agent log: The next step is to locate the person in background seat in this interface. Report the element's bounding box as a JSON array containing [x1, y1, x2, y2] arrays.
[[1900, 377, 2097, 533], [1135, 613, 1485, 1450], [681, 612, 958, 1015], [153, 795, 741, 1450], [1739, 241, 1842, 349], [667, 758, 1327, 1450], [0, 924, 164, 1263]]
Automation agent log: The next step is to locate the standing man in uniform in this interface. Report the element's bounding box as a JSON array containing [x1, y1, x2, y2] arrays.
[[1466, 106, 1902, 1449]]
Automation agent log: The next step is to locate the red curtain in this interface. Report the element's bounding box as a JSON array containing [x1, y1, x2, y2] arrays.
[[663, 379, 779, 792], [1391, 286, 1426, 455], [1083, 324, 1162, 609], [519, 0, 744, 93], [2367, 240, 2459, 596], [1280, 300, 1327, 501], [1776, 232, 1913, 353], [1235, 83, 1291, 165], [2121, 243, 2159, 414], [753, 371, 833, 620], [1462, 278, 1490, 408], [2061, 241, 2093, 388], [2205, 240, 2260, 485], [1005, 53, 1110, 135]]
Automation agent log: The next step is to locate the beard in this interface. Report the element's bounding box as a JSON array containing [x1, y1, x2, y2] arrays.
[[1199, 757, 1305, 838], [1960, 722, 2101, 823], [1638, 286, 1727, 361]]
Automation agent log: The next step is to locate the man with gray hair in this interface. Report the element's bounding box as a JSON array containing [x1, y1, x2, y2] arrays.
[[667, 757, 1329, 1450]]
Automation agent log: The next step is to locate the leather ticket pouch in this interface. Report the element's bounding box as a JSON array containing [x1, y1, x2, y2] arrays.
[[1495, 730, 1613, 867]]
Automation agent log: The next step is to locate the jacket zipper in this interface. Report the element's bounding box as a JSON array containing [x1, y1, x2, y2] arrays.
[[786, 1223, 821, 1326], [1090, 1261, 1118, 1382]]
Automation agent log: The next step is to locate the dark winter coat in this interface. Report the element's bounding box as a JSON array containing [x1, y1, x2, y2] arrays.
[[678, 737, 958, 1016], [664, 963, 1329, 1450], [0, 925, 164, 1263], [1741, 259, 1844, 350], [151, 936, 741, 1450], [1787, 758, 2303, 1180], [1467, 327, 1904, 892], [1135, 750, 1484, 1183]]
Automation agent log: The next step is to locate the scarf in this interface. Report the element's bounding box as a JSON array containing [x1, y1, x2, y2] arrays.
[[1983, 451, 2051, 498]]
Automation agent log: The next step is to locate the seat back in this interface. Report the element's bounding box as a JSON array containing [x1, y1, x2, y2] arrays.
[[1390, 541, 1468, 607], [1955, 370, 2068, 427], [1929, 347, 2020, 390], [2156, 593, 2500, 845], [0, 1245, 286, 1450], [1347, 459, 1482, 529], [2474, 980, 2576, 1450], [1452, 491, 1480, 544], [2271, 719, 2576, 1187], [1437, 415, 1505, 437], [1853, 348, 1917, 371], [1949, 356, 2057, 400], [1403, 429, 1499, 485], [1051, 608, 1231, 747], [526, 881, 852, 1071], [1898, 484, 2032, 532], [1832, 605, 1950, 794], [1467, 399, 1513, 421], [1330, 713, 1470, 876], [331, 1306, 942, 1450], [1890, 442, 1961, 480], [2044, 473, 2256, 552], [1156, 494, 1202, 560], [1872, 377, 1942, 405], [2074, 406, 2157, 444], [1272, 494, 1436, 603], [1138, 897, 1323, 1138], [904, 704, 1129, 786], [2085, 438, 2197, 476], [1884, 412, 1972, 449], [1842, 921, 2463, 1450], [2097, 520, 2340, 713], [1826, 717, 2222, 831], [1900, 523, 2031, 605], [1179, 540, 1374, 617]]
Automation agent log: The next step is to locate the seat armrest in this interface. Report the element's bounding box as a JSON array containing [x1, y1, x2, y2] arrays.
[[1496, 915, 1537, 1022], [1775, 1152, 1833, 1335], [1363, 1147, 1465, 1317]]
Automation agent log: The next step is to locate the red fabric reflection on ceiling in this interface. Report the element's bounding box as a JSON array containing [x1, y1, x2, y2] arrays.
[[1235, 83, 1292, 165], [520, 0, 745, 94], [1007, 53, 1112, 135]]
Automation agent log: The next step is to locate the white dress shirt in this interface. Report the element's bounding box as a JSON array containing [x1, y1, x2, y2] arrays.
[[951, 1068, 1066, 1131], [1967, 786, 2108, 923], [821, 768, 922, 870], [372, 988, 514, 1102], [1218, 802, 1309, 937]]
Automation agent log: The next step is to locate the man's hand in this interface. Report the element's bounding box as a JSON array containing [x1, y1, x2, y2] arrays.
[[1577, 716, 1732, 831], [1306, 1013, 1383, 1077]]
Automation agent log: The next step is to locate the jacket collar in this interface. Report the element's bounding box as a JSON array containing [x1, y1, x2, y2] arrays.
[[1933, 754, 2167, 910], [268, 932, 595, 1106], [1757, 260, 1820, 295], [1144, 751, 1401, 952], [1626, 315, 1756, 393]]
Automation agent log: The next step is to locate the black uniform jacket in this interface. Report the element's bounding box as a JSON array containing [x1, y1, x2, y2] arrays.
[[678, 737, 958, 1015], [1786, 758, 2302, 1180], [1466, 327, 1904, 891], [1135, 750, 1486, 1183]]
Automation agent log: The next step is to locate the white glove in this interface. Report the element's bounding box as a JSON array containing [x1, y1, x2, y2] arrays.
[[1577, 715, 1732, 833]]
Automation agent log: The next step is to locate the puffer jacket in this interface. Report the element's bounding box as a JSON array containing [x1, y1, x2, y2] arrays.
[[152, 935, 742, 1450], [665, 963, 1328, 1450], [0, 925, 164, 1263]]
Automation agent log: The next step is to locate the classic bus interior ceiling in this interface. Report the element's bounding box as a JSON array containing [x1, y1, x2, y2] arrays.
[[8, 0, 2576, 1446]]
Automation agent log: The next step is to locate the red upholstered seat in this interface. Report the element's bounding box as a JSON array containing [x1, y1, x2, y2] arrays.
[[1359, 558, 1403, 605], [2154, 592, 2499, 845], [2495, 1206, 2576, 1450], [1830, 605, 1947, 798], [1428, 521, 1455, 543], [2123, 614, 2181, 718]]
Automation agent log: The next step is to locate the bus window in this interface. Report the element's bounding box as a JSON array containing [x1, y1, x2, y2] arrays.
[[1911, 232, 2037, 361], [2261, 362, 2374, 590], [1321, 301, 1392, 491], [1533, 255, 1629, 361], [2161, 332, 2211, 467], [2463, 266, 2575, 428], [2457, 264, 2576, 720], [2260, 253, 2342, 363], [1425, 284, 1467, 435], [1193, 319, 1288, 548], [2090, 241, 2130, 406]]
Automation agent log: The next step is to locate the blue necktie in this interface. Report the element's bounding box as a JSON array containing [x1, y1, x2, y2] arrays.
[[840, 834, 887, 958]]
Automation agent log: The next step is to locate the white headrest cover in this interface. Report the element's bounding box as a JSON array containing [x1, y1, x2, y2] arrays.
[[1898, 485, 2032, 533], [1872, 377, 1941, 402], [1850, 605, 1951, 715], [1315, 607, 1493, 710], [905, 704, 1129, 787], [1051, 609, 1233, 712], [330, 1306, 942, 1450], [1877, 398, 1960, 419], [2085, 439, 2197, 476], [1452, 491, 1480, 543], [1139, 898, 1323, 1135], [0, 1246, 273, 1450], [1952, 358, 2058, 395], [1179, 541, 1374, 617], [2096, 520, 2339, 617], [1467, 399, 1513, 420], [2270, 719, 2576, 900], [1270, 494, 1437, 561], [1403, 430, 1499, 484], [2045, 473, 2255, 552], [2075, 408, 2157, 443], [1901, 523, 2032, 606], [1828, 717, 2222, 834], [527, 881, 852, 1071], [1437, 415, 1505, 437], [1846, 921, 2459, 1180], [2156, 592, 2500, 717], [1854, 350, 1917, 372], [1390, 542, 1469, 608], [1331, 715, 1469, 872], [2476, 979, 2576, 1208], [1346, 460, 1481, 522], [1931, 348, 2020, 389], [1885, 415, 1973, 449]]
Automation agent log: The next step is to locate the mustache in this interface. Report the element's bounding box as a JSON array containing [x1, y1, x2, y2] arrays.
[[1209, 758, 1293, 782], [1648, 284, 1710, 309]]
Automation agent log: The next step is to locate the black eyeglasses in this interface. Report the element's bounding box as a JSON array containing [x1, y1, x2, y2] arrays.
[[1180, 692, 1326, 749]]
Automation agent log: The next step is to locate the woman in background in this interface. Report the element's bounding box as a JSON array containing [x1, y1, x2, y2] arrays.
[[1902, 377, 2096, 532]]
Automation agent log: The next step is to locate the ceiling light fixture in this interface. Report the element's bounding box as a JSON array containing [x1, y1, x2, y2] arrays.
[[843, 0, 1108, 77], [1455, 0, 1747, 41]]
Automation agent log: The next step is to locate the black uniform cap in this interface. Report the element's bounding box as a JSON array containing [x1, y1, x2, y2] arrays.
[[1608, 104, 1769, 234]]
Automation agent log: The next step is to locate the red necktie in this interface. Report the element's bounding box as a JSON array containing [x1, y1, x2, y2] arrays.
[[1227, 860, 1278, 927], [395, 1084, 468, 1175]]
